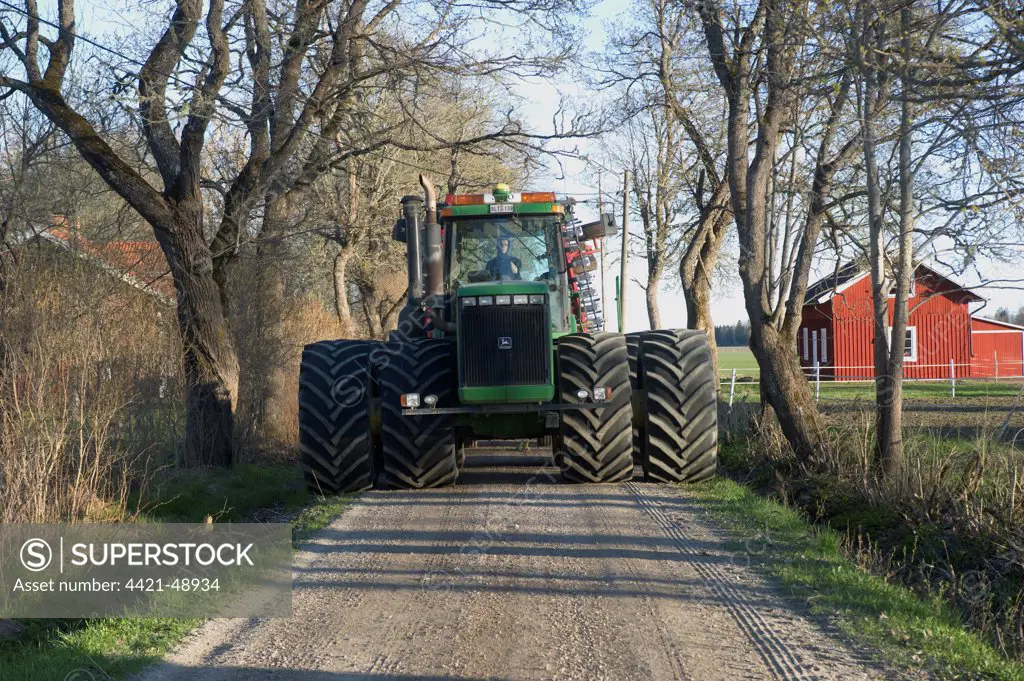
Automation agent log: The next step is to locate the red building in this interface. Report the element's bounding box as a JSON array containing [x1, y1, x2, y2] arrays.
[[799, 263, 1022, 380], [970, 317, 1024, 378]]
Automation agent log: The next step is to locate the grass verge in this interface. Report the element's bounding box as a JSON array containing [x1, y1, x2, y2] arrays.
[[690, 475, 1024, 681], [1, 464, 352, 681]]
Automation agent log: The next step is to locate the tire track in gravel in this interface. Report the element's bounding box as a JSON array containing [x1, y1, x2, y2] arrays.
[[624, 480, 880, 681]]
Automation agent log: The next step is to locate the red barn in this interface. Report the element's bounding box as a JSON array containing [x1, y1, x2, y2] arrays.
[[970, 317, 1024, 378], [798, 262, 1015, 380]]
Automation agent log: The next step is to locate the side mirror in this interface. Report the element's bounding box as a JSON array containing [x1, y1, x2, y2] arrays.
[[579, 213, 617, 240], [600, 213, 618, 237], [392, 218, 407, 243]]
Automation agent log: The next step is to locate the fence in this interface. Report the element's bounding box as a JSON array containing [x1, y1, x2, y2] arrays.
[[721, 360, 1024, 407]]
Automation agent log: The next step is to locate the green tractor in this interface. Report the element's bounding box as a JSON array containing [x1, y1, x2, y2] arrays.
[[298, 176, 717, 493]]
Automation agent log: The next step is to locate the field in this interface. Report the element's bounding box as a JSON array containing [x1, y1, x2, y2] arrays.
[[716, 346, 759, 376], [716, 346, 1024, 403]]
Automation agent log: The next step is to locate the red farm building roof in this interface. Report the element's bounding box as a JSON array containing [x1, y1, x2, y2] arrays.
[[17, 217, 175, 304]]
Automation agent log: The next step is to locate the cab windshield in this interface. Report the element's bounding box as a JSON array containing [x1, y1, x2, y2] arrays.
[[449, 217, 561, 285]]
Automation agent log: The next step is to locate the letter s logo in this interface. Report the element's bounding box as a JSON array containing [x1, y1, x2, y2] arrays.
[[20, 538, 53, 572]]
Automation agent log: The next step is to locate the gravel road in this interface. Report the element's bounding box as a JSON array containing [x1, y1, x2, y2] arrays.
[[137, 454, 897, 681]]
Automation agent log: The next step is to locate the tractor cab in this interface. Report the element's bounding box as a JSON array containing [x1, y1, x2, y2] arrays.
[[438, 185, 616, 404], [441, 184, 613, 335]]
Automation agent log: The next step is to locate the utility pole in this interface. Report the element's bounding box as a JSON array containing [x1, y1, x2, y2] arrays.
[[597, 169, 605, 331], [619, 169, 630, 333]]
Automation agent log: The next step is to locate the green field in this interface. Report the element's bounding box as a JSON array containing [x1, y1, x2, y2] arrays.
[[716, 346, 758, 376], [715, 346, 1023, 402], [728, 379, 1022, 402]]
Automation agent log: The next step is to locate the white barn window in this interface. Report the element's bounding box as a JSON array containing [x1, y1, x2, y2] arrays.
[[885, 326, 918, 362]]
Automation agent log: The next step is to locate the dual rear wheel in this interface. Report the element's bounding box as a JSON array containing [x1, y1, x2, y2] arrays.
[[299, 338, 458, 494], [298, 330, 717, 494], [627, 330, 718, 483], [553, 330, 717, 484]]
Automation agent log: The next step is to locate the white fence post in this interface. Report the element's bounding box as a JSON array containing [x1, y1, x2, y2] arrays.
[[950, 358, 956, 398], [728, 368, 737, 408], [814, 361, 821, 402]]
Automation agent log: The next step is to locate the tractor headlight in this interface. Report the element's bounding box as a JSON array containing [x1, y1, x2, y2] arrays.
[[495, 295, 511, 305], [461, 296, 477, 307], [528, 294, 545, 305], [478, 296, 493, 306], [423, 394, 438, 407], [400, 393, 421, 408], [512, 294, 528, 305]]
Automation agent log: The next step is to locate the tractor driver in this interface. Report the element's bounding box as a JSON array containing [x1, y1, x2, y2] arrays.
[[485, 236, 522, 280]]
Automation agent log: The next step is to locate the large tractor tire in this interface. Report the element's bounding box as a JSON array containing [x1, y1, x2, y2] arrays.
[[625, 332, 644, 463], [378, 339, 459, 489], [639, 329, 718, 483], [555, 333, 634, 483], [298, 340, 377, 495]]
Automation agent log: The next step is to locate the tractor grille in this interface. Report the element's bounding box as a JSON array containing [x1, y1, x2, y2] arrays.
[[459, 304, 549, 387]]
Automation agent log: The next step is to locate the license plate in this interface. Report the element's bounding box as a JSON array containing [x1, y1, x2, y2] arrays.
[[490, 203, 514, 214]]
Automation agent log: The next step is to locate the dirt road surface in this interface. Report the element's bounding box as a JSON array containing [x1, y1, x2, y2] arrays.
[[137, 455, 896, 681]]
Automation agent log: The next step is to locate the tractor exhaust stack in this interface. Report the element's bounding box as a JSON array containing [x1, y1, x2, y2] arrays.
[[401, 194, 424, 304], [420, 174, 444, 300]]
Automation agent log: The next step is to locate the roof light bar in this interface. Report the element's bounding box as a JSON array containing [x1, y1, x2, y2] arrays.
[[443, 190, 557, 206]]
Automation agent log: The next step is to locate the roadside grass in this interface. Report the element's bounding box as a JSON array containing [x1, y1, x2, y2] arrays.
[[133, 463, 309, 522], [690, 474, 1024, 681], [1, 464, 352, 681]]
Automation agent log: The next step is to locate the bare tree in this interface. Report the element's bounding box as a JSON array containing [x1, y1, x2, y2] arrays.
[[599, 0, 732, 354], [617, 107, 687, 330], [841, 0, 1024, 472], [693, 1, 867, 460]]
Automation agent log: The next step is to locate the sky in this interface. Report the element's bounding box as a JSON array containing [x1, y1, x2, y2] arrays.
[[511, 0, 1024, 332]]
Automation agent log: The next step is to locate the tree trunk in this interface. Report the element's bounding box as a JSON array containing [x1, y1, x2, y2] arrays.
[[333, 249, 352, 332], [750, 322, 822, 455], [155, 210, 240, 467], [861, 58, 895, 473], [682, 263, 719, 382], [875, 7, 917, 475], [247, 194, 291, 441], [358, 283, 384, 339], [680, 183, 730, 383], [645, 281, 661, 330]]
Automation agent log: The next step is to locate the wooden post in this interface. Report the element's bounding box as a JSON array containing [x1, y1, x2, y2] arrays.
[[598, 169, 606, 332], [618, 169, 630, 333], [728, 368, 737, 408], [994, 351, 999, 381], [949, 358, 955, 397], [1011, 466, 1017, 523]]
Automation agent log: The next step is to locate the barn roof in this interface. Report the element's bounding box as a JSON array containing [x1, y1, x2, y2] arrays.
[[804, 261, 983, 305], [9, 218, 175, 305], [972, 316, 1024, 331], [803, 263, 867, 304]]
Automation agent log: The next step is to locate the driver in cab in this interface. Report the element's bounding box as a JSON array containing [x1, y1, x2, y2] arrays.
[[485, 236, 522, 280]]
